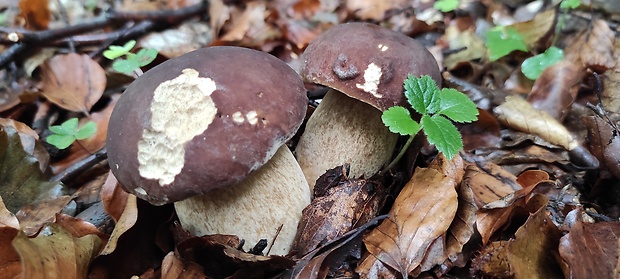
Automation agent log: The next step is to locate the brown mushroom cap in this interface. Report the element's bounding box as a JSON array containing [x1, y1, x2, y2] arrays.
[[300, 22, 441, 111], [107, 46, 308, 205]]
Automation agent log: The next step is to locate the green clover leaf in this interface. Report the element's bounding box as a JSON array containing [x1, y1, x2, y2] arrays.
[[103, 40, 136, 60], [521, 46, 564, 80], [434, 0, 459, 12], [46, 118, 97, 149], [486, 26, 528, 61]]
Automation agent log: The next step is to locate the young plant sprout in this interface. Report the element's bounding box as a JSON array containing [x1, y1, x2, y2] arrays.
[[381, 75, 478, 163], [103, 40, 158, 75], [46, 118, 96, 149]]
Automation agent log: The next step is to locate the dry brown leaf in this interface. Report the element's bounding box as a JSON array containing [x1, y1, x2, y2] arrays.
[[55, 214, 107, 239], [584, 115, 620, 180], [443, 178, 478, 264], [472, 195, 563, 278], [16, 196, 73, 236], [39, 53, 106, 114], [356, 253, 399, 278], [294, 176, 384, 255], [462, 163, 522, 209], [12, 223, 102, 279], [461, 109, 501, 150], [0, 197, 23, 278], [361, 155, 462, 277], [526, 61, 583, 121], [511, 8, 556, 49], [209, 0, 231, 35], [345, 0, 407, 21], [0, 118, 49, 172], [505, 195, 563, 279], [139, 21, 215, 58], [602, 43, 620, 114], [100, 172, 129, 222], [220, 2, 278, 44], [494, 95, 579, 150], [565, 19, 615, 71], [161, 251, 205, 279], [442, 22, 487, 69], [559, 216, 620, 278], [100, 194, 137, 255], [18, 0, 50, 30]]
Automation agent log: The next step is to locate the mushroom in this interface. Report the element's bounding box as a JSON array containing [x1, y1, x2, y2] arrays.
[[106, 46, 311, 255], [296, 22, 441, 189]]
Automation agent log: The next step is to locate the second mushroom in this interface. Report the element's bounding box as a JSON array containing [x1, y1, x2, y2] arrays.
[[296, 22, 442, 189]]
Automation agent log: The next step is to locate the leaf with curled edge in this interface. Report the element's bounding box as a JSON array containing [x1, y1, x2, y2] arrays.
[[12, 223, 102, 279], [0, 125, 64, 214], [361, 155, 462, 277]]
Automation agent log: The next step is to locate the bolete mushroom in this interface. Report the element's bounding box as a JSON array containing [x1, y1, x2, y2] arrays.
[[295, 22, 442, 189], [107, 46, 311, 255]]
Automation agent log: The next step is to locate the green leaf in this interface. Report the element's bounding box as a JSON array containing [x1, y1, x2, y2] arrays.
[[381, 106, 422, 136], [521, 46, 564, 80], [434, 0, 459, 12], [486, 26, 528, 61], [135, 48, 158, 67], [421, 114, 463, 159], [113, 59, 141, 74], [560, 0, 580, 9], [46, 134, 75, 149], [438, 88, 479, 123], [75, 121, 97, 140], [404, 75, 441, 115], [103, 40, 136, 60], [49, 118, 79, 135]]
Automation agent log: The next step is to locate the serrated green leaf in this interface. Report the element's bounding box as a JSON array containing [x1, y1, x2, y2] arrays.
[[75, 121, 97, 140], [103, 40, 136, 60], [434, 0, 459, 12], [421, 114, 463, 159], [113, 59, 140, 74], [521, 46, 564, 80], [404, 75, 441, 115], [135, 48, 158, 67], [438, 88, 479, 123], [381, 106, 422, 136], [486, 26, 528, 61], [46, 134, 75, 149], [560, 0, 580, 9]]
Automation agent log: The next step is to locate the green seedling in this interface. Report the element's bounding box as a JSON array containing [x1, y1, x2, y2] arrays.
[[382, 75, 478, 161], [46, 118, 97, 149], [560, 0, 580, 9], [521, 46, 564, 80], [485, 25, 528, 61], [103, 40, 158, 74], [434, 0, 459, 12]]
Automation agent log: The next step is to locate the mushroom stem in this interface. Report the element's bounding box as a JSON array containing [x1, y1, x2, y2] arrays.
[[296, 89, 398, 189], [174, 145, 310, 255]]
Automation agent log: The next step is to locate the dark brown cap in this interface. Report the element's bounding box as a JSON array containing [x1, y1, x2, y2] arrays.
[[300, 22, 441, 111], [107, 46, 308, 205]]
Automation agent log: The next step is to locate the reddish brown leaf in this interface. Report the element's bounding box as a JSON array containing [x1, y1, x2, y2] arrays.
[[559, 216, 620, 278], [12, 223, 102, 279], [526, 61, 583, 121], [361, 155, 462, 277], [18, 0, 50, 30], [565, 19, 616, 71], [39, 53, 106, 114], [100, 172, 129, 222], [345, 0, 408, 21], [0, 196, 21, 278], [294, 166, 385, 255], [100, 194, 137, 255], [0, 118, 49, 172], [585, 115, 620, 180], [161, 251, 205, 279], [16, 196, 73, 236]]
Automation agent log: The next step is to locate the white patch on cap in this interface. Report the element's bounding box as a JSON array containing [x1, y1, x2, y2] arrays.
[[246, 111, 258, 125], [356, 63, 383, 98], [378, 44, 388, 51], [232, 111, 244, 123], [134, 187, 147, 196], [137, 68, 218, 186]]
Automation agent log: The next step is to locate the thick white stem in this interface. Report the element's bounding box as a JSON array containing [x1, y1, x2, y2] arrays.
[[296, 89, 398, 189], [174, 146, 310, 255]]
